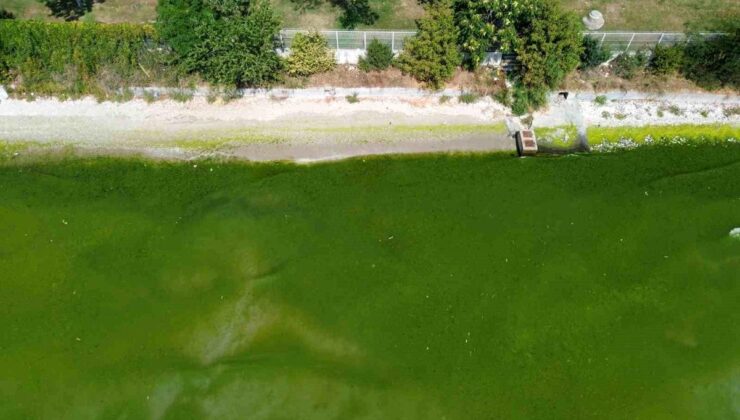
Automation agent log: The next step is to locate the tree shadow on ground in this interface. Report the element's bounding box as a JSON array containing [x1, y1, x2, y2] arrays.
[[43, 0, 105, 21]]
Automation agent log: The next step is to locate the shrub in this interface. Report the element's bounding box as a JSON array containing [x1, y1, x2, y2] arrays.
[[611, 51, 648, 80], [286, 32, 336, 77], [682, 16, 739, 90], [510, 85, 546, 116], [0, 20, 158, 97], [724, 106, 740, 117], [397, 1, 460, 89], [0, 9, 15, 19], [439, 95, 451, 104], [458, 92, 479, 104], [143, 90, 159, 103], [358, 39, 394, 72], [170, 89, 194, 102], [345, 92, 359, 103], [594, 95, 607, 106], [182, 0, 283, 87], [492, 88, 512, 107], [580, 35, 611, 70], [649, 44, 684, 75], [667, 105, 683, 116]]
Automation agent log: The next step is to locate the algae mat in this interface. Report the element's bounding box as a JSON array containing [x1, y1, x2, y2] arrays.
[[1, 145, 739, 419]]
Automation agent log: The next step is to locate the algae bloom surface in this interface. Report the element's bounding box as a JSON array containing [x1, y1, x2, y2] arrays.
[[1, 145, 739, 419]]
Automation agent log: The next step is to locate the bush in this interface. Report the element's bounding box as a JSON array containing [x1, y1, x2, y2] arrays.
[[180, 0, 283, 87], [345, 92, 359, 103], [580, 35, 611, 70], [682, 16, 739, 90], [0, 9, 15, 19], [0, 20, 159, 97], [286, 32, 336, 77], [594, 95, 607, 106], [611, 51, 648, 80], [358, 39, 394, 72], [511, 84, 547, 116], [492, 88, 512, 107], [649, 44, 684, 75], [397, 1, 460, 89]]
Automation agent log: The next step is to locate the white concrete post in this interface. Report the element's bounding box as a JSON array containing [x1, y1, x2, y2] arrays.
[[657, 33, 664, 45], [625, 33, 635, 52], [364, 32, 367, 50], [391, 32, 395, 52], [599, 32, 606, 47], [335, 31, 340, 49]]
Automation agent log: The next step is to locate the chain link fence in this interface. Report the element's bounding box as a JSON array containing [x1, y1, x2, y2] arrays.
[[279, 30, 721, 53]]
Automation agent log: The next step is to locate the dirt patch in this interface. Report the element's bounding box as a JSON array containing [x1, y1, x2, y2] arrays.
[[307, 67, 419, 88], [563, 68, 739, 96]]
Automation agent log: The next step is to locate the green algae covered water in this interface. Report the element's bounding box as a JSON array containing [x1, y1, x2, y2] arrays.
[[1, 145, 739, 419]]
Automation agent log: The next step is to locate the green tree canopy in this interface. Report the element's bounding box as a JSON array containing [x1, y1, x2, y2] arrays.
[[397, 0, 461, 89], [157, 0, 283, 87]]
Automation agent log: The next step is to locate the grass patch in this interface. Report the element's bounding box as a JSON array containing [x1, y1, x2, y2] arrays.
[[170, 89, 194, 103], [1, 145, 739, 418], [534, 125, 579, 148], [4, 0, 737, 31], [587, 124, 740, 145], [458, 92, 480, 104], [345, 92, 360, 103], [594, 95, 607, 106]]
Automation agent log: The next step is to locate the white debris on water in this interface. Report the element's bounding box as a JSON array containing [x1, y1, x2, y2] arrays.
[[730, 228, 740, 239]]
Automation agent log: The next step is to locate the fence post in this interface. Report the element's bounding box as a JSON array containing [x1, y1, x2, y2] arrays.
[[625, 33, 635, 52], [391, 32, 395, 52], [364, 32, 367, 49], [279, 32, 284, 49], [599, 32, 606, 47], [657, 33, 664, 45]]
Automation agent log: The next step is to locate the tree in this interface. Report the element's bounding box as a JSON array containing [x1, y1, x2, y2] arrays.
[[397, 1, 461, 89], [42, 0, 97, 21], [682, 16, 739, 90], [285, 32, 336, 77], [156, 0, 209, 59], [514, 2, 582, 92], [158, 0, 283, 87], [332, 0, 378, 29], [454, 0, 581, 112], [358, 39, 394, 72]]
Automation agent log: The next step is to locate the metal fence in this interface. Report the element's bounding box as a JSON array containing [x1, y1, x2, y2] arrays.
[[584, 32, 721, 52], [279, 30, 416, 52], [279, 30, 721, 53]]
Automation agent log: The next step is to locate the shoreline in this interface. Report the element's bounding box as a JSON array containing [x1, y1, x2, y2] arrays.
[[1, 89, 738, 162]]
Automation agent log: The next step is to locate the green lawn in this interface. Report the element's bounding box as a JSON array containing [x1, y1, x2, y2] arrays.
[[1, 145, 739, 418], [3, 0, 736, 29]]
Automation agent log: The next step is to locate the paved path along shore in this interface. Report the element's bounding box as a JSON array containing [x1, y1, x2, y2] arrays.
[[0, 88, 737, 162]]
